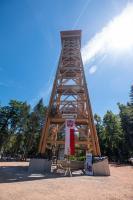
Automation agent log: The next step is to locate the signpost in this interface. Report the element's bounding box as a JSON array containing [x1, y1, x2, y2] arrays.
[[85, 153, 93, 176]]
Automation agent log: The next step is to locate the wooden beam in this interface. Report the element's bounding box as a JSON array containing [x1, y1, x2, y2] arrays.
[[50, 118, 88, 125], [46, 140, 91, 145]]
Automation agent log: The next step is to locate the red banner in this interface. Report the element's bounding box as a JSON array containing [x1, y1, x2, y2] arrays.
[[70, 128, 75, 155]]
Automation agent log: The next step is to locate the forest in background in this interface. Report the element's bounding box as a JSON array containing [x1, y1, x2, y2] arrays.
[[0, 86, 133, 162]]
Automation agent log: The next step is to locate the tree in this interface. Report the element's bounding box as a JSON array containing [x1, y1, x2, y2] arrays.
[[0, 106, 11, 153], [102, 111, 123, 161], [22, 99, 47, 157], [129, 85, 133, 105], [4, 100, 30, 157], [118, 103, 133, 159], [31, 99, 47, 155], [1, 85, 132, 162], [94, 114, 105, 155], [0, 99, 47, 158]]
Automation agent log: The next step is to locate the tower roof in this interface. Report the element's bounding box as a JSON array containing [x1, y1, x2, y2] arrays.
[[60, 30, 81, 46]]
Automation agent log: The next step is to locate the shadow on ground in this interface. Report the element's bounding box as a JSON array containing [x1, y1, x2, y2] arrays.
[[0, 165, 85, 183]]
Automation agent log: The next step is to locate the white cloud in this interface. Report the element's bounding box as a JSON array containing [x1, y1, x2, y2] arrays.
[[82, 3, 133, 66], [89, 65, 97, 74]]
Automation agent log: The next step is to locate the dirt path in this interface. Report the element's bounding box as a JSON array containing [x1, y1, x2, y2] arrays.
[[0, 162, 133, 200]]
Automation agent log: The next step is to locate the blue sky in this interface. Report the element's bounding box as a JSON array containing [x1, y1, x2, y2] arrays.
[[0, 0, 133, 116]]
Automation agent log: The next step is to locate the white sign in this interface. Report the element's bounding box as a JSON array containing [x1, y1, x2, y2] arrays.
[[62, 114, 77, 119], [85, 153, 93, 176], [66, 119, 75, 128]]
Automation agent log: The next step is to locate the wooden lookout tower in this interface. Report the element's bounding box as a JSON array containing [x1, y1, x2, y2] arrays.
[[39, 30, 101, 158]]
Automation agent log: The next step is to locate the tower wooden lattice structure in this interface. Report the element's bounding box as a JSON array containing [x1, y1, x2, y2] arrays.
[[39, 30, 101, 157]]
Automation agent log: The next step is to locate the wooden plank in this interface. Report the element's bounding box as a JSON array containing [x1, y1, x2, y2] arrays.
[[46, 140, 91, 145], [50, 118, 88, 125]]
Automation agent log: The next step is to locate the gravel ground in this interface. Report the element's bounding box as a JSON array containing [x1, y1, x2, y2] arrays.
[[0, 162, 133, 200]]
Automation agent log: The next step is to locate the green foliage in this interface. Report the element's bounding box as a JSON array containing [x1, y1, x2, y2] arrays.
[[93, 85, 133, 162], [95, 112, 124, 161], [0, 99, 47, 158], [103, 111, 123, 161], [129, 85, 133, 105], [94, 114, 105, 152], [118, 103, 133, 158], [69, 155, 86, 161], [0, 105, 12, 151], [0, 86, 133, 162]]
